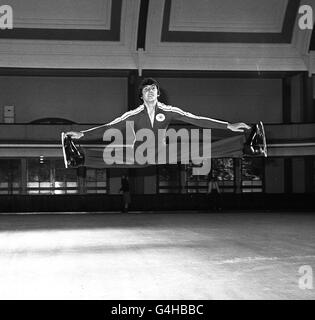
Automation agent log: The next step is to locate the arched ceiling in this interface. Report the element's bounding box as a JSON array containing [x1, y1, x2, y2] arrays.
[[0, 0, 314, 72]]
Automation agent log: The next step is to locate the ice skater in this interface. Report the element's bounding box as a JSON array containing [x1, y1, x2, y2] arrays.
[[61, 78, 267, 169]]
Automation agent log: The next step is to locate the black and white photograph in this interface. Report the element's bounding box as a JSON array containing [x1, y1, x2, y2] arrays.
[[0, 0, 314, 305]]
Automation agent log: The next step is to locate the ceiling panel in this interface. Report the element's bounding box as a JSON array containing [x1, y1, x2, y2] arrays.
[[0, 0, 311, 72], [169, 0, 287, 33], [0, 0, 122, 40], [6, 0, 112, 30], [161, 0, 300, 43]]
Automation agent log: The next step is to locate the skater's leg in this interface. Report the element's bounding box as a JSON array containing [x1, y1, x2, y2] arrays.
[[84, 146, 138, 168], [164, 135, 245, 163], [211, 121, 268, 159], [171, 130, 265, 162], [63, 134, 140, 168], [211, 135, 245, 158]]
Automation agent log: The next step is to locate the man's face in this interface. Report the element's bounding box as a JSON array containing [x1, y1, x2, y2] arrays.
[[142, 84, 158, 103]]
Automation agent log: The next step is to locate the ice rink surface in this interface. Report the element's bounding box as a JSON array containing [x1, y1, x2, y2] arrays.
[[0, 212, 314, 300]]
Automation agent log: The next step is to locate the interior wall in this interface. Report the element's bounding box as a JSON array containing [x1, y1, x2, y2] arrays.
[[156, 78, 283, 124], [292, 157, 305, 193], [0, 76, 284, 125], [109, 168, 129, 195], [143, 167, 157, 194], [265, 158, 284, 193], [0, 77, 128, 124], [291, 74, 303, 123]]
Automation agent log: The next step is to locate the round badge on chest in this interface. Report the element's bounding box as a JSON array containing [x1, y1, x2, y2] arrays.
[[156, 113, 165, 122]]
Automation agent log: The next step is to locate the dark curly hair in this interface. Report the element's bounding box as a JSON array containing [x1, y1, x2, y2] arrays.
[[138, 78, 160, 100]]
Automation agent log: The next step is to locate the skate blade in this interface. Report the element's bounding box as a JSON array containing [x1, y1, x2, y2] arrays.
[[61, 132, 68, 169], [259, 121, 267, 157]]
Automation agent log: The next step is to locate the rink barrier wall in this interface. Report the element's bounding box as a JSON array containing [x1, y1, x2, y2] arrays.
[[0, 194, 313, 213]]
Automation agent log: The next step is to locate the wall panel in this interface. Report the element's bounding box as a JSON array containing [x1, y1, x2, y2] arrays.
[[0, 77, 128, 123]]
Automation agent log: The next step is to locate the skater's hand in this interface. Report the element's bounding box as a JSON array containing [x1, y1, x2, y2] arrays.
[[227, 122, 251, 132], [66, 131, 84, 139]]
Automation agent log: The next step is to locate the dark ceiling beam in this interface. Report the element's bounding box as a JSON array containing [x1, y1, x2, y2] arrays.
[[308, 27, 315, 50], [137, 0, 150, 50], [0, 68, 303, 79], [0, 68, 131, 77], [141, 70, 303, 79]]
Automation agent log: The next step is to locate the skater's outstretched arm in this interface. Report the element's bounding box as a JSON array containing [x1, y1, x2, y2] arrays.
[[65, 106, 144, 139], [161, 105, 250, 132]]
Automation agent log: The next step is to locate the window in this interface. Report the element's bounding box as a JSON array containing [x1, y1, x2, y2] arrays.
[[85, 168, 107, 194], [184, 158, 235, 193], [26, 159, 108, 195], [241, 158, 264, 193], [184, 162, 208, 193], [54, 159, 79, 194], [157, 164, 182, 193], [27, 159, 54, 194], [0, 159, 21, 194], [0, 158, 108, 195], [212, 158, 235, 193]]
